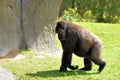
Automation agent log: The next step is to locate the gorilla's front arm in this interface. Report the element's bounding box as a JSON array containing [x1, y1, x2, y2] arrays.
[[60, 32, 78, 71]]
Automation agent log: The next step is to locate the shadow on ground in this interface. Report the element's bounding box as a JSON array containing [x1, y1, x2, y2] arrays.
[[26, 70, 99, 78]]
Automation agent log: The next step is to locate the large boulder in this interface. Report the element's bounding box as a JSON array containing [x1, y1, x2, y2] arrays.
[[0, 0, 22, 57], [0, 67, 17, 80], [0, 0, 62, 57]]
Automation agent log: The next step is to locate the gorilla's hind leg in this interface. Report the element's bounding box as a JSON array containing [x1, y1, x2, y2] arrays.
[[80, 57, 92, 71], [90, 43, 106, 73]]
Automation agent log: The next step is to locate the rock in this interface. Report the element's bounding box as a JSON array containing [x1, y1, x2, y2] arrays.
[[22, 0, 62, 53], [0, 0, 22, 57], [0, 0, 62, 57], [0, 67, 17, 80]]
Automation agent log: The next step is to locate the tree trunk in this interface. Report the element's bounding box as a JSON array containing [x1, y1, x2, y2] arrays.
[[0, 0, 62, 57]]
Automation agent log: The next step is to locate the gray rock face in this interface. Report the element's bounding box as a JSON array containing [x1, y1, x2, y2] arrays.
[[22, 0, 62, 53], [0, 67, 17, 80], [0, 0, 62, 57], [0, 0, 22, 57]]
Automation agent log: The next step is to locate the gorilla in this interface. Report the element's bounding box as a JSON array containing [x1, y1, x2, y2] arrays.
[[55, 20, 106, 73]]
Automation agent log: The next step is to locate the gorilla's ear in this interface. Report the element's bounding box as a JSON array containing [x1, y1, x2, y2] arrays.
[[63, 25, 71, 37]]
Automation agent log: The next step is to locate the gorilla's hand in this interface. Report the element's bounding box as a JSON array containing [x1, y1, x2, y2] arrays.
[[60, 65, 67, 72], [68, 65, 78, 70]]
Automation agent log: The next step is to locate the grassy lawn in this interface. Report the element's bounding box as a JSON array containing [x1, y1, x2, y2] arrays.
[[0, 22, 120, 80]]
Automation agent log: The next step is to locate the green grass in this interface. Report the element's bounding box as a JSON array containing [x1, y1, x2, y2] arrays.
[[0, 22, 120, 80]]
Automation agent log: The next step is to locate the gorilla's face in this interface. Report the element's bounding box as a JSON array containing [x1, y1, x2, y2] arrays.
[[58, 29, 65, 40], [56, 22, 66, 41]]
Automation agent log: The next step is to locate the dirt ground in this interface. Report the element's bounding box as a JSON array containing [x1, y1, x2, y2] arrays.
[[0, 49, 25, 61]]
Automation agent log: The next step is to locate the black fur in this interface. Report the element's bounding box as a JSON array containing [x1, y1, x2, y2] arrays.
[[56, 20, 106, 72]]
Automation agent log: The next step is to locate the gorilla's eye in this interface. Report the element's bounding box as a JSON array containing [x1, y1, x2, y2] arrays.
[[58, 34, 62, 39]]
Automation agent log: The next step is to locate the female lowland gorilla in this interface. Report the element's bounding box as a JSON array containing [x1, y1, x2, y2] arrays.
[[55, 20, 106, 73]]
